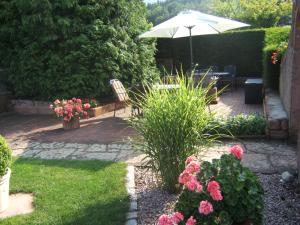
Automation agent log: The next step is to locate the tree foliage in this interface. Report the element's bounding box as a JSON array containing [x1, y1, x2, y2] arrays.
[[0, 0, 158, 100], [212, 0, 292, 28], [147, 0, 292, 28]]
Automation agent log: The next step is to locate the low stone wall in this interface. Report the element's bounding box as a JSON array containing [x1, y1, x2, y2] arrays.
[[0, 91, 12, 113], [10, 99, 126, 116], [264, 91, 289, 139], [11, 100, 52, 115]]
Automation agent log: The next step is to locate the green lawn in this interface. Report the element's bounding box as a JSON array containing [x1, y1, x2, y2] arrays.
[[0, 158, 129, 225]]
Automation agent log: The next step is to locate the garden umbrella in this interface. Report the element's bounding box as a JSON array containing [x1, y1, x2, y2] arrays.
[[139, 10, 250, 70]]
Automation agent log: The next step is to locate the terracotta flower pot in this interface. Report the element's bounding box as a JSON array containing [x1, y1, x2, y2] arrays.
[[63, 117, 80, 130]]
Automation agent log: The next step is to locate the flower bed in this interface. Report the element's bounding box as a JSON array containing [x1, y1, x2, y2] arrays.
[[157, 145, 264, 225]]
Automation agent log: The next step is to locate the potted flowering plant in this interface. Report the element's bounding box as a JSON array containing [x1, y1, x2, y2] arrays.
[[158, 145, 264, 225], [0, 135, 12, 212], [82, 98, 99, 117], [50, 98, 90, 130]]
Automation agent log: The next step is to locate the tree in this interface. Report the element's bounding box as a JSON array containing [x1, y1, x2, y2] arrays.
[[211, 0, 293, 28]]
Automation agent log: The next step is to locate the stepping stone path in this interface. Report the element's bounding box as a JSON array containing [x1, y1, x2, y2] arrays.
[[9, 139, 297, 173], [10, 141, 142, 164]]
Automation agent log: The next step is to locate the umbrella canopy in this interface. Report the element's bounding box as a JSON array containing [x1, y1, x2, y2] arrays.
[[139, 10, 250, 69]]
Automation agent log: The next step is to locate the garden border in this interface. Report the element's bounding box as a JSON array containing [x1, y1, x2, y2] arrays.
[[125, 166, 138, 225]]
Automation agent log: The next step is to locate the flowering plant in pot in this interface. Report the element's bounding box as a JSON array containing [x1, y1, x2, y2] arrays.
[[158, 145, 264, 225], [50, 98, 90, 130], [0, 135, 12, 212], [82, 98, 98, 109]]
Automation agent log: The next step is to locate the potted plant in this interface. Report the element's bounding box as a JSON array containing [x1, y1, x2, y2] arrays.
[[82, 98, 98, 117], [50, 98, 90, 130], [0, 135, 12, 212], [158, 145, 264, 225]]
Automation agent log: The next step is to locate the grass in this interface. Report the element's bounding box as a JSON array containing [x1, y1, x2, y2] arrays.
[[0, 158, 129, 225]]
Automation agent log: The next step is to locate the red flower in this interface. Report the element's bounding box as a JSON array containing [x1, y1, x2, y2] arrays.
[[230, 145, 244, 160]]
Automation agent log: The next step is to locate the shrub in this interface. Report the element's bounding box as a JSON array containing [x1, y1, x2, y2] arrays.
[[158, 146, 264, 225], [0, 0, 158, 100], [263, 26, 290, 90], [0, 135, 12, 176], [205, 113, 266, 136], [130, 75, 218, 193]]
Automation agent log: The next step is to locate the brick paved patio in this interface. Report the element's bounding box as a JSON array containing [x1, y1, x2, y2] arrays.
[[210, 88, 263, 117]]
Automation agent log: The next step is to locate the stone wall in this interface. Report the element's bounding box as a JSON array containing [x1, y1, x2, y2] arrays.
[[280, 0, 300, 141]]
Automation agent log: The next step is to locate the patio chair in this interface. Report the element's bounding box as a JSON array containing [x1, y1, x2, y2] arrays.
[[110, 79, 130, 117], [223, 65, 237, 90]]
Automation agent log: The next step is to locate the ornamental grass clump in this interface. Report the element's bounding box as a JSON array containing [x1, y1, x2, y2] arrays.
[[0, 135, 12, 176], [158, 145, 264, 225], [130, 75, 217, 193]]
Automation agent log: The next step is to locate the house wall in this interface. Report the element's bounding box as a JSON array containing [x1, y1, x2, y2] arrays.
[[280, 0, 300, 141]]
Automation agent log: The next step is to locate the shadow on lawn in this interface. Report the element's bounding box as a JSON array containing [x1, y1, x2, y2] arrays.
[[62, 196, 130, 225], [13, 157, 119, 172]]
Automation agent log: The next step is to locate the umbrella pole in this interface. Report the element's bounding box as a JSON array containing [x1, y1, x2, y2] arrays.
[[187, 26, 195, 72]]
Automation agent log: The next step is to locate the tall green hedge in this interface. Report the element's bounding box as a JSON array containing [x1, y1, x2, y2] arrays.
[[0, 0, 157, 100], [156, 26, 290, 85]]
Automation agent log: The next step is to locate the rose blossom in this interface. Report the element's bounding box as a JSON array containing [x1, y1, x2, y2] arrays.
[[210, 189, 223, 201], [179, 170, 192, 184], [54, 99, 60, 105], [196, 183, 203, 193], [186, 216, 196, 225], [186, 176, 198, 191], [230, 145, 244, 160], [185, 155, 197, 166], [158, 214, 172, 225], [185, 161, 200, 174], [84, 103, 91, 109], [76, 99, 82, 104], [199, 200, 213, 215], [207, 181, 220, 193], [171, 212, 184, 223]]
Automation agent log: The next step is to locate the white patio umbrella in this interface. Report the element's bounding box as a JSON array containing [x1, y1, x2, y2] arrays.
[[139, 10, 250, 70]]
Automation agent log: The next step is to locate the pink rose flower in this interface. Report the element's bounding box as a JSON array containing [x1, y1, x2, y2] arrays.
[[179, 170, 191, 184], [186, 177, 198, 191], [84, 103, 91, 109], [186, 216, 196, 225], [185, 155, 197, 166], [210, 189, 223, 201], [230, 145, 244, 160], [199, 200, 213, 215], [158, 214, 172, 225], [196, 183, 203, 193], [171, 212, 184, 223], [185, 161, 200, 174], [54, 99, 60, 105], [207, 181, 220, 193], [76, 99, 82, 104]]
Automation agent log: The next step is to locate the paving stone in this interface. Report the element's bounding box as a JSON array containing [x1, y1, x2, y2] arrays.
[[80, 152, 118, 161], [107, 144, 123, 152], [64, 143, 78, 149], [125, 219, 137, 225], [242, 153, 274, 173], [269, 155, 298, 172], [34, 149, 75, 159], [129, 201, 138, 211], [127, 211, 138, 219], [86, 144, 107, 152], [21, 150, 42, 158]]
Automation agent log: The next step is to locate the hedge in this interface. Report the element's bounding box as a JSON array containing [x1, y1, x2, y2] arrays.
[[0, 0, 158, 101], [157, 29, 265, 77], [156, 26, 291, 84]]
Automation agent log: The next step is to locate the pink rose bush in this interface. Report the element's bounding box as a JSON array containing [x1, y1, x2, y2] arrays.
[[50, 98, 90, 122], [158, 145, 264, 225]]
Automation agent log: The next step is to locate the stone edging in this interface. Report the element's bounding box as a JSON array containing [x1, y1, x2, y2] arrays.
[[125, 166, 138, 225]]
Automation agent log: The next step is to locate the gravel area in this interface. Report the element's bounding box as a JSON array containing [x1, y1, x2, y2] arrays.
[[135, 167, 300, 225]]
